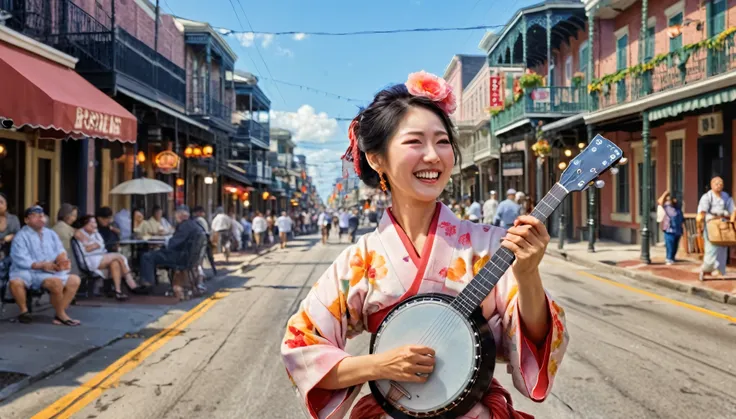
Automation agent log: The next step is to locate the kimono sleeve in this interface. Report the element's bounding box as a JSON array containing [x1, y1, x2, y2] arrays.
[[10, 233, 34, 270], [485, 268, 568, 402], [281, 245, 366, 419]]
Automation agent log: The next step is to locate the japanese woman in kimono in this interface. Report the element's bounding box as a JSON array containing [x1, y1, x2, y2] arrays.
[[281, 71, 569, 419]]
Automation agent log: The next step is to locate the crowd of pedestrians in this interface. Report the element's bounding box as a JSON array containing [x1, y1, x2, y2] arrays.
[[443, 189, 530, 228]]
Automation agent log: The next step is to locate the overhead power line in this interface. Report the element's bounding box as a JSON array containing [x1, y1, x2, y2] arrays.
[[215, 24, 505, 38], [258, 77, 368, 103]]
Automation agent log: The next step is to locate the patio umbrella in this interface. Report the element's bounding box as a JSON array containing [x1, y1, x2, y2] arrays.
[[110, 178, 173, 195]]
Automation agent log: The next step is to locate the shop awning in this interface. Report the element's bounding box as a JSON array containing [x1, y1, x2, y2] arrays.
[[0, 41, 137, 142], [648, 86, 736, 122]]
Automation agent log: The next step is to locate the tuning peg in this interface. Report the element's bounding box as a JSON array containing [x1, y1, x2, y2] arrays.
[[618, 157, 628, 165], [609, 167, 619, 175], [595, 180, 605, 189]]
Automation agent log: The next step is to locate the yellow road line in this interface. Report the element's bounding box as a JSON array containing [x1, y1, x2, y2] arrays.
[[32, 291, 231, 419], [577, 271, 736, 323]]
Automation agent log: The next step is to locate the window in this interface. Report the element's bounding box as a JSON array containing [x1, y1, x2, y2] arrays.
[[616, 34, 628, 70], [645, 25, 655, 61], [565, 56, 572, 86], [709, 0, 726, 36], [670, 139, 683, 202], [616, 163, 630, 213], [578, 41, 588, 73], [638, 161, 656, 216], [669, 13, 683, 51]]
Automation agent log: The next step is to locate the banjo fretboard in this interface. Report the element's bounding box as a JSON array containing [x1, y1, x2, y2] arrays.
[[451, 183, 568, 317]]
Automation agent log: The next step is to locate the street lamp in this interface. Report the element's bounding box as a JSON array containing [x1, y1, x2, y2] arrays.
[[204, 176, 214, 185]]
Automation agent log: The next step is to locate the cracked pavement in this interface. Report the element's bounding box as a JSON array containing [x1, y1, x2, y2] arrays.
[[1, 232, 735, 418]]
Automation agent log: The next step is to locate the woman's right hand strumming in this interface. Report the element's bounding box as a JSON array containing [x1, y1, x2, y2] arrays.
[[372, 345, 436, 383]]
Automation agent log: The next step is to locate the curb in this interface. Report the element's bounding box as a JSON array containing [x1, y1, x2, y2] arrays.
[[0, 244, 282, 402], [546, 248, 736, 306]]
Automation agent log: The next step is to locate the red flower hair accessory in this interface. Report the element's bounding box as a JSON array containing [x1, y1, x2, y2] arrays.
[[341, 118, 362, 177], [405, 70, 457, 115]]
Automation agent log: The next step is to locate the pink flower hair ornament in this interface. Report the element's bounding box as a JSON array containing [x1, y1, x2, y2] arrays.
[[405, 70, 457, 115]]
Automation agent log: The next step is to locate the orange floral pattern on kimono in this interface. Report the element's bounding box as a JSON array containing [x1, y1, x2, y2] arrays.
[[439, 257, 467, 282], [349, 249, 388, 287], [285, 310, 320, 349]]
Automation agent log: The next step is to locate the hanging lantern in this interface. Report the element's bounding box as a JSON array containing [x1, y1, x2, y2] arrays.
[[301, 185, 308, 193], [227, 186, 238, 193], [203, 145, 214, 157], [176, 178, 185, 186], [336, 183, 343, 191], [564, 149, 572, 157], [0, 144, 7, 159], [262, 191, 270, 200], [193, 147, 203, 157], [137, 151, 146, 163], [184, 146, 193, 158], [242, 192, 249, 200], [204, 176, 214, 185]]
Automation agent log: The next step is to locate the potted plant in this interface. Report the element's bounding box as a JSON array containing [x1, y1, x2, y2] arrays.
[[572, 72, 585, 88], [519, 69, 544, 90]]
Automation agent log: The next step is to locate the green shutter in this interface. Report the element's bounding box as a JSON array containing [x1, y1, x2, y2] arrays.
[[669, 13, 683, 52]]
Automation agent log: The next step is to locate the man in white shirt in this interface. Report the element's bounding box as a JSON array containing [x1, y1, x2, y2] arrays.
[[210, 207, 233, 261], [483, 191, 499, 225], [251, 212, 267, 250], [317, 209, 331, 245], [276, 211, 293, 249], [338, 209, 350, 242]]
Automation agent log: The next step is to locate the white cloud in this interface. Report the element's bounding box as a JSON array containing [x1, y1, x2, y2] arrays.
[[293, 33, 307, 41], [276, 46, 294, 57], [260, 34, 274, 47], [270, 105, 339, 143], [233, 33, 274, 48]]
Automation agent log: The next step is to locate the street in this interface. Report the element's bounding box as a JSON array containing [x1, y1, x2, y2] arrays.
[[2, 231, 736, 419]]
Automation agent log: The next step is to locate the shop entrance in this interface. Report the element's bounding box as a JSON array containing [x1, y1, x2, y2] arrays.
[[698, 136, 731, 198]]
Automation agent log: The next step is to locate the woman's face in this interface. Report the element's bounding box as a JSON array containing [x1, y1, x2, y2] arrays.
[[84, 217, 98, 233], [66, 209, 78, 225], [377, 107, 454, 204], [154, 210, 162, 220], [134, 211, 144, 222], [0, 196, 7, 214]]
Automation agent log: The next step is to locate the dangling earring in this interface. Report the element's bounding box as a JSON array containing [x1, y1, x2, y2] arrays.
[[379, 173, 387, 192]]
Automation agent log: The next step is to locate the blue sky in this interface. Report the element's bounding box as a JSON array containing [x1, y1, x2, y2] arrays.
[[168, 0, 535, 201]]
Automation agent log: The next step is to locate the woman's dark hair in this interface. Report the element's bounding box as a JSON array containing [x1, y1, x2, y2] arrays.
[[73, 214, 95, 229], [351, 84, 459, 190], [151, 205, 162, 216]]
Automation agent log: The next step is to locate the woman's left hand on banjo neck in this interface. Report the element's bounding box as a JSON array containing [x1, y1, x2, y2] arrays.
[[497, 215, 552, 346]]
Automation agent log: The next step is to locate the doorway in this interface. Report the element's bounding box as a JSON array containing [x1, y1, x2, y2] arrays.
[[698, 137, 731, 198]]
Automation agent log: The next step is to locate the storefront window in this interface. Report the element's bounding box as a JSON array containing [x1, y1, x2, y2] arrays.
[[0, 139, 26, 215], [616, 163, 630, 213]]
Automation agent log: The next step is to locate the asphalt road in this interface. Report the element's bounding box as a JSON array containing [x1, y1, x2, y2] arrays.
[[2, 230, 736, 419]]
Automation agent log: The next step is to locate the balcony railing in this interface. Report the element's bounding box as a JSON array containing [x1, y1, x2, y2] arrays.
[[235, 120, 270, 149], [242, 163, 272, 184], [590, 29, 736, 111], [491, 86, 588, 133], [3, 0, 185, 107], [188, 91, 232, 121]]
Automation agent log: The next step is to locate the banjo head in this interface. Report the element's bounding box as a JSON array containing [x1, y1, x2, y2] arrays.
[[369, 293, 495, 418]]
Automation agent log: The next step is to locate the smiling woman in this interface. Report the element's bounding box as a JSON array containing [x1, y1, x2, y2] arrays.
[[281, 71, 566, 419]]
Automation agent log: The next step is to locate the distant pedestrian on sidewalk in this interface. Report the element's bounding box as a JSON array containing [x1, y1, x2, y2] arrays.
[[276, 211, 293, 249], [493, 189, 522, 229], [347, 208, 360, 243], [657, 191, 684, 265], [697, 176, 735, 280], [483, 190, 499, 224], [252, 212, 267, 250]]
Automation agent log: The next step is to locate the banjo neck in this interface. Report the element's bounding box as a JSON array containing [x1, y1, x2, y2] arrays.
[[451, 183, 569, 317]]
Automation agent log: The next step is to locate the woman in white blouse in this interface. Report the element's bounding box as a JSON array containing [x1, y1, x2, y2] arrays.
[[74, 215, 146, 300]]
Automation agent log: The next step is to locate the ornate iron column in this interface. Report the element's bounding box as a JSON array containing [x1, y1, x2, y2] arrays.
[[641, 111, 652, 263], [546, 11, 552, 83], [522, 16, 527, 65], [587, 124, 596, 252], [206, 44, 212, 115], [640, 0, 648, 64], [587, 12, 594, 84]]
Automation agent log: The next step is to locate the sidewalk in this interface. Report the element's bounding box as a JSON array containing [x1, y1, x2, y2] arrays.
[[546, 239, 736, 305], [0, 242, 281, 400]]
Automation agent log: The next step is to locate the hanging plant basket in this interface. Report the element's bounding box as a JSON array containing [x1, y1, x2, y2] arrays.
[[531, 139, 551, 158], [519, 71, 544, 90]]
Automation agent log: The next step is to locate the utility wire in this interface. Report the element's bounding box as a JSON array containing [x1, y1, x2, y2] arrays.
[[258, 77, 368, 103], [232, 0, 287, 106], [215, 24, 506, 37], [225, 0, 274, 101]]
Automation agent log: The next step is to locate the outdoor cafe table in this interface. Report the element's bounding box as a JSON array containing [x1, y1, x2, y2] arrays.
[[119, 237, 170, 277]]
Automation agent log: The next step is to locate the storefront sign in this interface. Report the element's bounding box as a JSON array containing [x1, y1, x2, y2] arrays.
[[489, 75, 504, 110], [154, 150, 180, 174], [698, 112, 723, 136], [500, 140, 526, 153], [74, 107, 122, 136]]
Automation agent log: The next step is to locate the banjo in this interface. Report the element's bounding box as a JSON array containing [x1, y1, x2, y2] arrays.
[[368, 134, 624, 418]]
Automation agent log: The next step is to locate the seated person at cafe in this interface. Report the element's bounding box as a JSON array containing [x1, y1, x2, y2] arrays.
[[8, 206, 81, 326], [133, 208, 154, 239], [95, 207, 121, 252], [74, 215, 148, 300], [139, 205, 204, 286], [148, 205, 174, 236]]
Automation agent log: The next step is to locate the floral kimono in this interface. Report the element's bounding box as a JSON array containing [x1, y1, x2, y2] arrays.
[[281, 202, 568, 419]]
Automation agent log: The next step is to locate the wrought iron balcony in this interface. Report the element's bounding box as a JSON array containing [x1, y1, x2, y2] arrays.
[[234, 119, 270, 150], [242, 162, 272, 185], [188, 90, 232, 122], [490, 86, 588, 134], [2, 0, 185, 107], [589, 29, 736, 111]]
